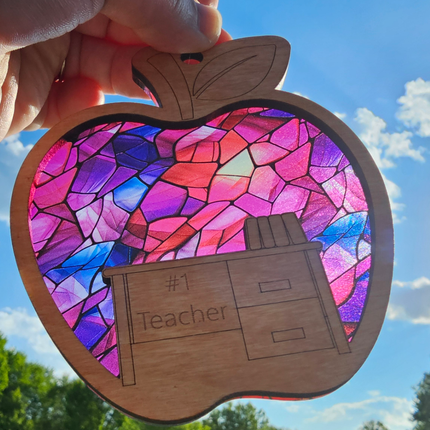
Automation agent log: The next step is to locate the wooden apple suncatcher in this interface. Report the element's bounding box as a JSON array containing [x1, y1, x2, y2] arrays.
[[11, 37, 394, 424]]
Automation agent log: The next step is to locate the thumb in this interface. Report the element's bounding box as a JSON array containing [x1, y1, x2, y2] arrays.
[[101, 0, 222, 53], [0, 0, 221, 54], [0, 0, 105, 50]]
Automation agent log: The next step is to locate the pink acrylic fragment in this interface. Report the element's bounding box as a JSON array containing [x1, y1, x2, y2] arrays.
[[301, 192, 337, 239], [235, 193, 271, 217], [208, 175, 249, 202], [197, 230, 222, 256], [249, 142, 288, 165], [78, 123, 107, 139], [331, 208, 348, 224], [29, 202, 38, 219], [272, 185, 310, 215], [67, 193, 96, 211], [160, 251, 175, 261], [177, 232, 200, 259], [175, 126, 225, 162], [235, 115, 284, 143], [299, 122, 309, 146], [219, 130, 249, 164], [63, 302, 85, 329], [45, 204, 75, 222], [52, 277, 88, 313], [33, 240, 48, 252], [64, 147, 78, 171], [120, 122, 145, 132], [30, 213, 61, 244], [78, 131, 116, 162], [249, 166, 284, 202], [156, 128, 195, 158], [356, 255, 371, 278], [188, 201, 229, 230], [43, 276, 56, 294], [100, 347, 119, 376], [93, 193, 129, 242], [148, 217, 187, 241], [34, 168, 77, 209], [309, 166, 337, 183], [76, 199, 103, 238], [322, 244, 357, 283], [83, 288, 109, 313], [307, 122, 321, 137], [35, 172, 52, 186], [202, 206, 248, 252], [275, 143, 311, 182], [206, 112, 230, 128], [330, 267, 355, 306], [36, 221, 84, 274], [271, 118, 299, 150], [92, 325, 117, 357], [322, 171, 346, 208], [121, 230, 145, 249], [338, 155, 350, 171], [188, 188, 208, 201], [144, 236, 161, 252], [43, 140, 72, 176], [344, 166, 368, 212], [217, 230, 246, 254], [291, 176, 323, 193], [97, 166, 136, 197]]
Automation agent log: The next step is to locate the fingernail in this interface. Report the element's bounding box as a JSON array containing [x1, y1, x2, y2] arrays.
[[196, 0, 219, 8], [197, 3, 222, 44]]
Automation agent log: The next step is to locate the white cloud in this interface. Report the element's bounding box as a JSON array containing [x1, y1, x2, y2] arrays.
[[334, 112, 347, 120], [292, 91, 310, 99], [0, 307, 58, 354], [381, 173, 405, 224], [0, 134, 33, 224], [307, 395, 413, 430], [353, 106, 426, 223], [397, 78, 430, 138], [355, 107, 424, 169], [388, 277, 430, 324], [285, 403, 301, 413], [0, 307, 75, 377]]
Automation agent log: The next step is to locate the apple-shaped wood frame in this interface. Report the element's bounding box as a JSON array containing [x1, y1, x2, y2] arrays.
[[11, 37, 393, 424]]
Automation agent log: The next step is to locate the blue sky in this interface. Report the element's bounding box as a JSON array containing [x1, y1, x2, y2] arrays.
[[1, 1, 430, 429]]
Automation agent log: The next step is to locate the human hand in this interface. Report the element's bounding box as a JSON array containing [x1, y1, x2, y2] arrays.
[[0, 0, 230, 141]]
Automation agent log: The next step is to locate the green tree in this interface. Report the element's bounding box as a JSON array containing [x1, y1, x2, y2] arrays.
[[103, 408, 210, 430], [359, 420, 389, 430], [0, 333, 57, 430], [202, 402, 282, 430], [0, 332, 286, 430], [412, 372, 430, 430], [36, 377, 110, 430]]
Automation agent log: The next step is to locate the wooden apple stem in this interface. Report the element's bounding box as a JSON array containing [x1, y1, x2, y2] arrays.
[[133, 52, 194, 120], [132, 37, 291, 121]]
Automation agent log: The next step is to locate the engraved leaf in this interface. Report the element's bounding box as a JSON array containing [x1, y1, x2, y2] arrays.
[[193, 45, 276, 100]]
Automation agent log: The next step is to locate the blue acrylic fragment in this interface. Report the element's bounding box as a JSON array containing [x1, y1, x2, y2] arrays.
[[260, 109, 295, 118], [113, 177, 148, 211], [62, 242, 114, 269], [126, 125, 161, 142], [126, 141, 158, 163], [139, 158, 174, 185]]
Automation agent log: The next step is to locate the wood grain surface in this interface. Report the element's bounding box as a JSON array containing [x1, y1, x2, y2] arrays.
[[10, 36, 394, 424]]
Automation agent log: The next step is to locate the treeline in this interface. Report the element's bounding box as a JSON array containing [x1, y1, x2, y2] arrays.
[[0, 333, 284, 430], [0, 333, 429, 429]]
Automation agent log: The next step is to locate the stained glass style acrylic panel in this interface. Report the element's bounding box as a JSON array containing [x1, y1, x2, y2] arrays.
[[28, 107, 372, 377]]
